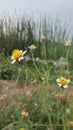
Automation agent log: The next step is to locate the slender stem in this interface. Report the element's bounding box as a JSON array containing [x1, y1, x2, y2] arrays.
[[1, 121, 23, 130], [43, 42, 46, 60], [66, 48, 69, 75], [31, 53, 42, 77], [31, 52, 53, 129], [14, 67, 21, 88], [62, 106, 67, 130], [43, 42, 50, 85], [24, 64, 41, 82]]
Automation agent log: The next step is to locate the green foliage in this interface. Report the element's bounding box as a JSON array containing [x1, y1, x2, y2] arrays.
[[0, 15, 72, 60], [0, 14, 73, 130]]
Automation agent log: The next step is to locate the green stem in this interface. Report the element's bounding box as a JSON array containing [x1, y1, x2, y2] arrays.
[[14, 67, 21, 88], [40, 82, 53, 130], [43, 42, 46, 60], [31, 53, 42, 77], [62, 106, 66, 130], [66, 48, 69, 75], [1, 121, 23, 130], [31, 53, 53, 129]]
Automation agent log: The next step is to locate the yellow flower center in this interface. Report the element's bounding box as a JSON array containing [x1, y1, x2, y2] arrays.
[[21, 111, 28, 118], [12, 49, 23, 60], [29, 45, 36, 50], [40, 35, 46, 40], [59, 77, 67, 86], [69, 121, 73, 127], [20, 128, 25, 130]]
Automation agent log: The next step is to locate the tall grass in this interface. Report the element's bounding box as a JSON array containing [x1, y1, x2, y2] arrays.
[[0, 14, 73, 60]]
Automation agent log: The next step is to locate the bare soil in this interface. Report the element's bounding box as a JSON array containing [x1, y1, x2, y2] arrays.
[[0, 79, 73, 106], [0, 80, 39, 105]]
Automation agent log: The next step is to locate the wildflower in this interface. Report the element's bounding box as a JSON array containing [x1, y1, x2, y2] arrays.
[[56, 77, 70, 89], [40, 34, 46, 41], [20, 128, 25, 130], [21, 111, 28, 118], [64, 41, 71, 47], [18, 102, 24, 110], [68, 121, 73, 127], [11, 49, 27, 64], [0, 108, 4, 112], [66, 108, 71, 116], [28, 44, 36, 51], [0, 96, 4, 101], [59, 94, 67, 104]]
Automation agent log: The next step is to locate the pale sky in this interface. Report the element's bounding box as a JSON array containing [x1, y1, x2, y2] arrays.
[[0, 0, 73, 18], [0, 0, 73, 30]]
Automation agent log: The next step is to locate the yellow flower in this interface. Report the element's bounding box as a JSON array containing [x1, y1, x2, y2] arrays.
[[64, 41, 71, 47], [11, 49, 27, 64], [21, 111, 28, 118], [0, 109, 4, 112], [69, 121, 73, 127], [28, 44, 36, 51], [56, 77, 70, 88], [20, 128, 25, 130], [40, 34, 46, 41], [0, 96, 4, 101]]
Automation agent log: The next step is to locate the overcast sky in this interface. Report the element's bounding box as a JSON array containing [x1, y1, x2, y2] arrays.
[[0, 0, 73, 19], [0, 0, 73, 31]]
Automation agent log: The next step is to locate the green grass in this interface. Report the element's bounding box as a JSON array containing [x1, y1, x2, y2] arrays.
[[0, 14, 73, 130], [0, 15, 72, 60], [0, 49, 73, 130]]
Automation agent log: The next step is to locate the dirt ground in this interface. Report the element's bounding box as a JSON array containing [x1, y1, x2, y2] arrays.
[[0, 79, 73, 106], [0, 80, 39, 105]]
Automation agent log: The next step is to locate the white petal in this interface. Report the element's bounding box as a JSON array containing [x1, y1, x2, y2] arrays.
[[63, 85, 68, 88], [22, 50, 27, 55], [58, 83, 62, 87], [67, 79, 70, 83], [20, 50, 23, 53], [11, 56, 14, 60], [56, 79, 60, 82], [18, 57, 24, 62], [11, 59, 16, 64]]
